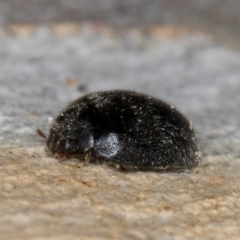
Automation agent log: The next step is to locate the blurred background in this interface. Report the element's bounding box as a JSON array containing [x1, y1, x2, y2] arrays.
[[1, 0, 240, 42], [1, 0, 240, 157], [1, 0, 240, 45]]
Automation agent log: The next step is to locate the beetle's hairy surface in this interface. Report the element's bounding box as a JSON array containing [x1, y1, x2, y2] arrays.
[[46, 90, 201, 169]]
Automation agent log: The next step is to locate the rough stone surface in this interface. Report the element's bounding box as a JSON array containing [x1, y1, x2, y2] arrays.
[[1, 25, 240, 239]]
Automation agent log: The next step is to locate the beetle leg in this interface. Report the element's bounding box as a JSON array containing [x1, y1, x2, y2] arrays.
[[55, 152, 69, 162], [84, 151, 91, 166]]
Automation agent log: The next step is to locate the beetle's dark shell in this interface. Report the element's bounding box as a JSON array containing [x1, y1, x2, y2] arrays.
[[46, 90, 201, 169]]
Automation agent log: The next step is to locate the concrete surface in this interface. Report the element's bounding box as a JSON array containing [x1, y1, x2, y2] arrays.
[[1, 24, 240, 239]]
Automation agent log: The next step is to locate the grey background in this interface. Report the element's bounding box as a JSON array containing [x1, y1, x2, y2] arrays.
[[1, 27, 240, 158], [1, 0, 240, 39], [0, 0, 239, 160], [0, 0, 240, 158]]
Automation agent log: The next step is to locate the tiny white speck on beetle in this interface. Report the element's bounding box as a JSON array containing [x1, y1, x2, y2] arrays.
[[189, 118, 193, 130], [47, 117, 53, 126], [65, 140, 70, 150]]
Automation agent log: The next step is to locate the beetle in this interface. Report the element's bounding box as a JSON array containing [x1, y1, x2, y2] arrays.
[[38, 90, 201, 170]]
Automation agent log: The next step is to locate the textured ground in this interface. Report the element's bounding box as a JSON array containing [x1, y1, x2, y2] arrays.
[[1, 24, 240, 239]]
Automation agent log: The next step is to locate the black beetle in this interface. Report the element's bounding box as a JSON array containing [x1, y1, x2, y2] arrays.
[[40, 90, 201, 169]]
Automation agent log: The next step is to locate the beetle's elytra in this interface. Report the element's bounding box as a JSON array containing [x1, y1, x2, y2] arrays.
[[45, 90, 201, 169]]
